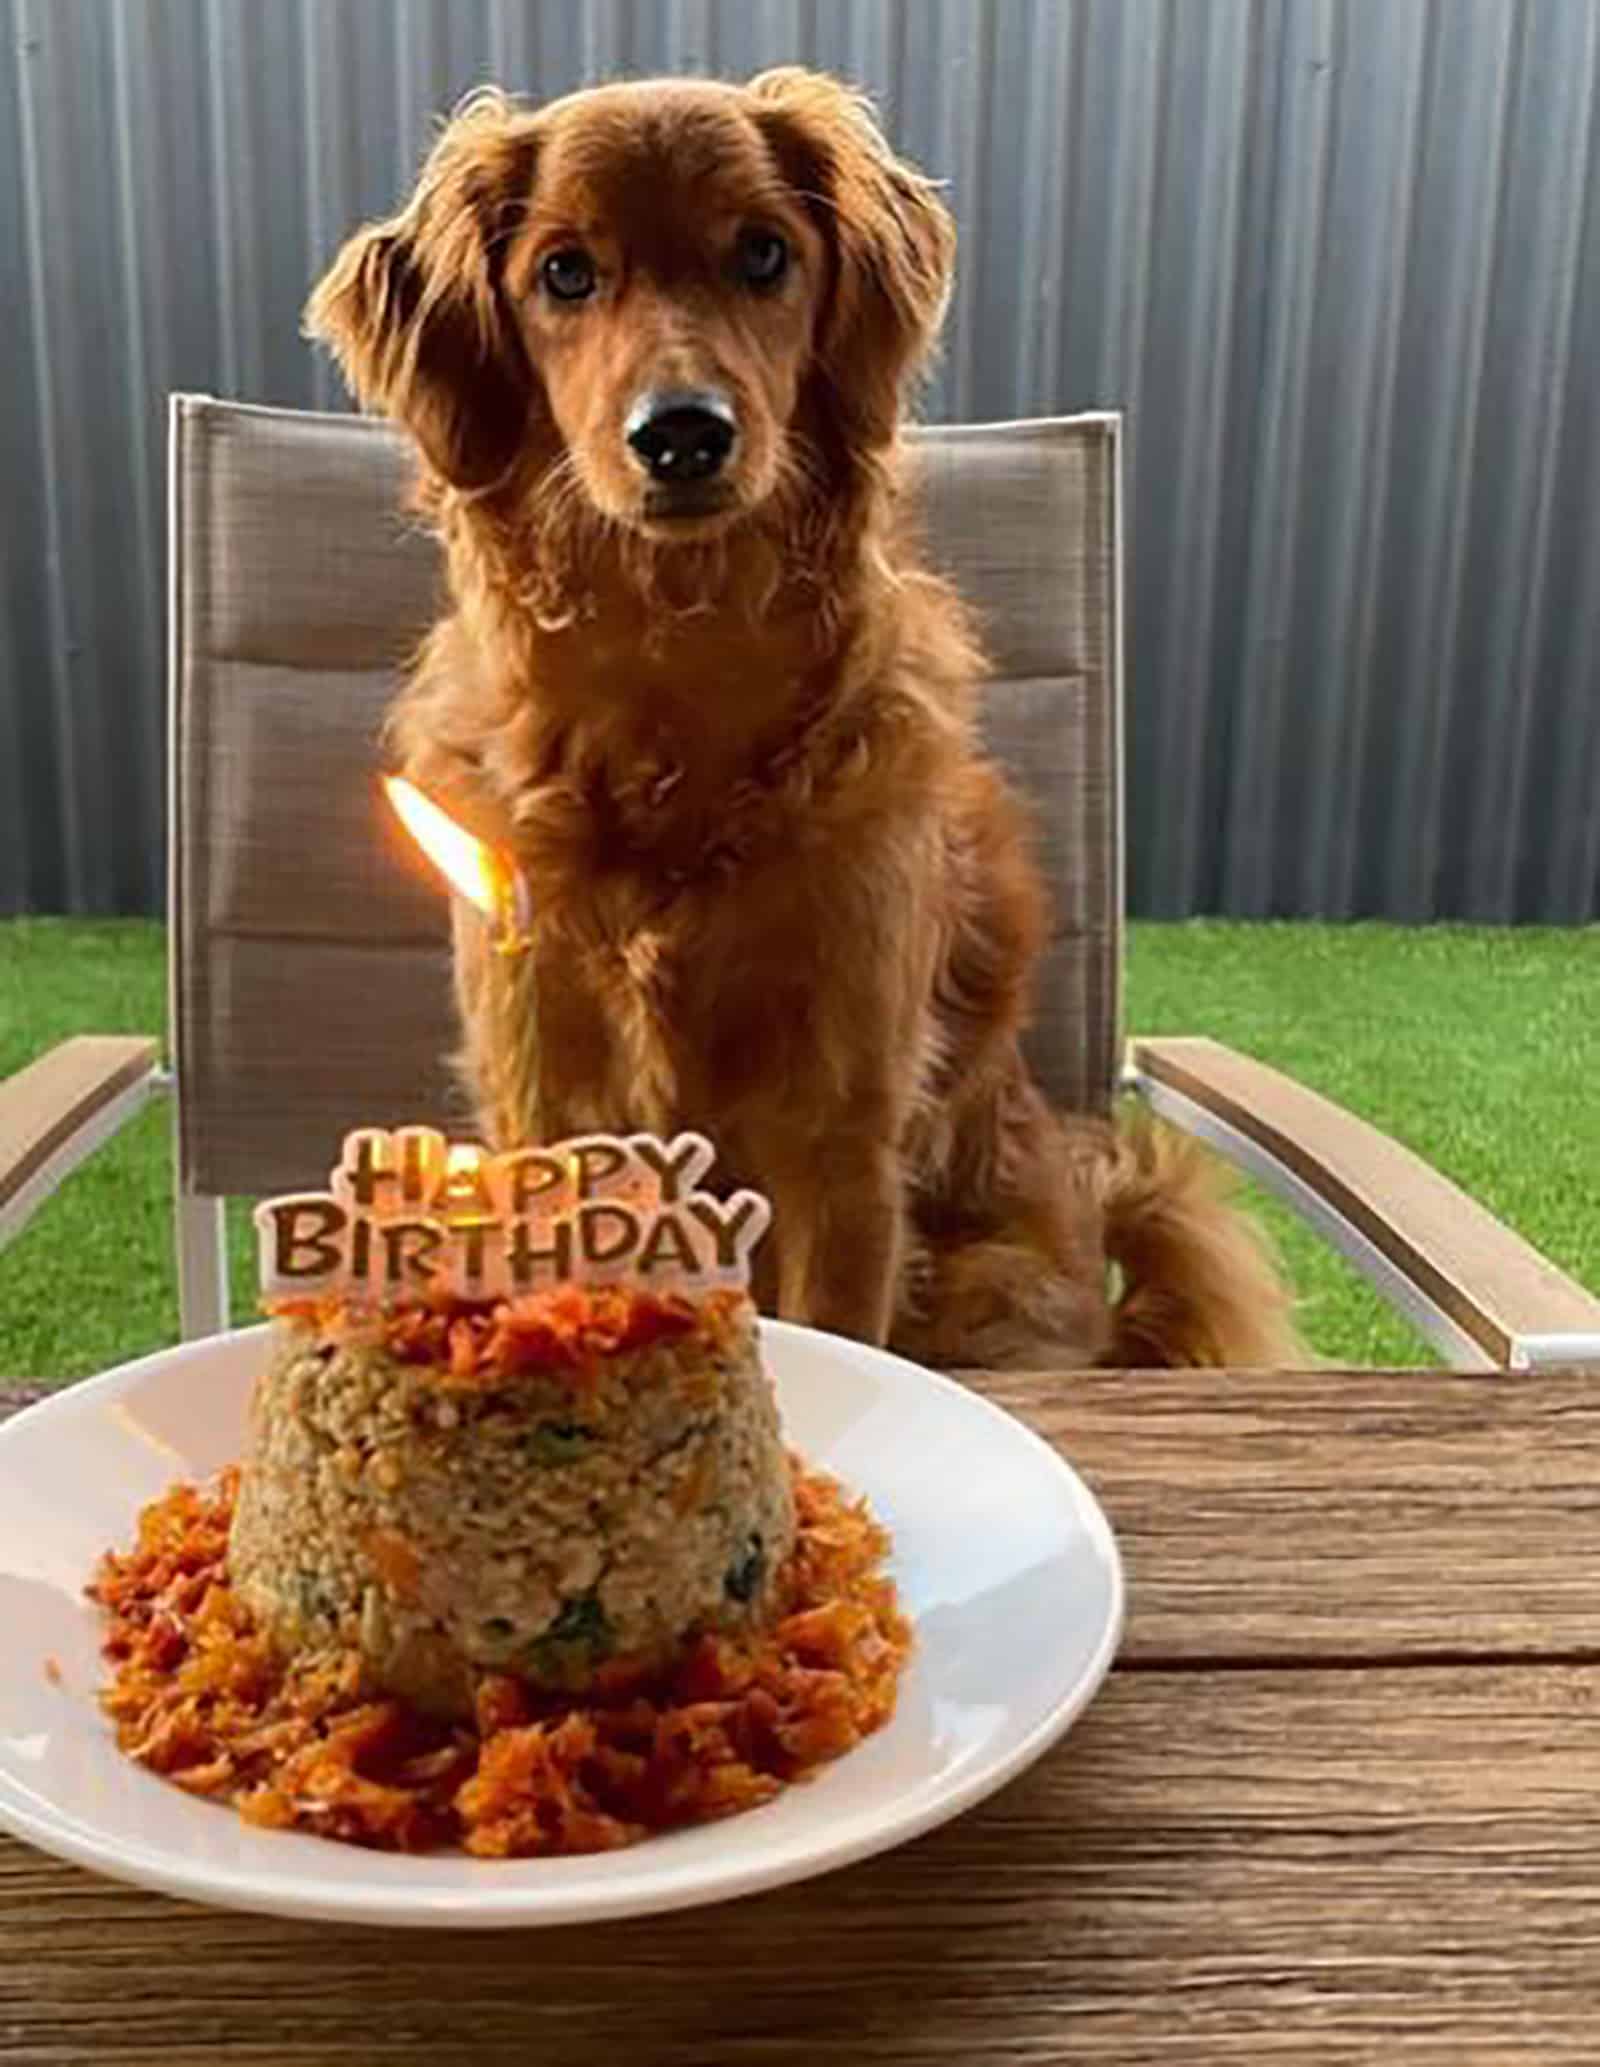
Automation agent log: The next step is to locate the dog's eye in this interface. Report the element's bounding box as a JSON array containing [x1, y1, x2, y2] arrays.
[[541, 247, 597, 302], [737, 229, 789, 290]]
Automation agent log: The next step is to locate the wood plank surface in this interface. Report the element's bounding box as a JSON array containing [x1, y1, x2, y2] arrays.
[[979, 1367, 1600, 1665], [1, 1664, 1598, 2064]]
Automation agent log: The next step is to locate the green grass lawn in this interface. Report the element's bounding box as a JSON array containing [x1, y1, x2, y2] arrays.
[[2, 917, 1596, 1379]]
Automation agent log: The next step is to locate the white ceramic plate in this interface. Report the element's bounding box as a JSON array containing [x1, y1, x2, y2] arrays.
[[0, 1321, 1123, 1928]]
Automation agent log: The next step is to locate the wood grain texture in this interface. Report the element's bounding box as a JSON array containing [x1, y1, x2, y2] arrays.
[[2, 1665, 1599, 2064], [977, 1366, 1600, 1665], [1132, 1034, 1600, 1362]]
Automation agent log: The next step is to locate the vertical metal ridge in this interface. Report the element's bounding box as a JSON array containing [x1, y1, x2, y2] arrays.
[[299, 0, 335, 413], [1224, 0, 1340, 916], [1011, 0, 1073, 415], [1539, 9, 1600, 924], [488, 0, 527, 90], [1321, 0, 1431, 917], [0, 4, 31, 904], [1429, 0, 1537, 921], [845, 0, 895, 97], [664, 0, 716, 75], [393, 0, 425, 172], [105, 0, 163, 910], [1349, 0, 1447, 919], [1189, 0, 1285, 918], [581, 0, 625, 83], [1099, 0, 1164, 423], [933, 0, 991, 423], [1474, 0, 1600, 920], [1102, 0, 1175, 913], [201, 0, 240, 398], [13, 0, 88, 911], [1394, 0, 1520, 919], [1137, 0, 1258, 915]]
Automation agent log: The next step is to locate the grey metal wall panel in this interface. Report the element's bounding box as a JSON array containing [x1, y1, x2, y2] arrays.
[[4, 0, 1599, 919]]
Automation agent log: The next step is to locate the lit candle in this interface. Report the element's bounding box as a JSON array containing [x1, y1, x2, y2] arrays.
[[382, 775, 534, 956]]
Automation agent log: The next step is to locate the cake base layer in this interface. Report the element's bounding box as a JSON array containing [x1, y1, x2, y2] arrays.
[[227, 1289, 794, 1717]]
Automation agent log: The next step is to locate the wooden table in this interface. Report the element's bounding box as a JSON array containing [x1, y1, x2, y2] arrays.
[[3, 1366, 1598, 2065]]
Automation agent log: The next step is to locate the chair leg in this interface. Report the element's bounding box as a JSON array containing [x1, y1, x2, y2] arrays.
[[175, 1190, 229, 1339]]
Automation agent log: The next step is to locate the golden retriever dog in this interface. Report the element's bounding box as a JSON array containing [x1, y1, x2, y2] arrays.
[[308, 70, 1299, 1369]]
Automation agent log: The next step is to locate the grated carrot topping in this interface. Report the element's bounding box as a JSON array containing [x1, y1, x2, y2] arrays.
[[264, 1285, 724, 1386], [86, 1461, 910, 1858]]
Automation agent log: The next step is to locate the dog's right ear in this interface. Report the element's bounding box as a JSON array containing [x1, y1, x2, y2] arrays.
[[305, 92, 538, 492]]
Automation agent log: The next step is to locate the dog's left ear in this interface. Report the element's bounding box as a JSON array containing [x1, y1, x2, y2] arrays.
[[749, 68, 955, 453], [305, 92, 538, 491]]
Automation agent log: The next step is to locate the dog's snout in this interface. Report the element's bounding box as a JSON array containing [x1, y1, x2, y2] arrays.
[[625, 389, 737, 484]]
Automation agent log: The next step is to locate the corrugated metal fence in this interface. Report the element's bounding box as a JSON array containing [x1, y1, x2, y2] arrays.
[[4, 0, 1599, 920]]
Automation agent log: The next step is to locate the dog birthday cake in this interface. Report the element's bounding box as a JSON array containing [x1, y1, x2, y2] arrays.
[[89, 1128, 910, 1856], [232, 1131, 793, 1718]]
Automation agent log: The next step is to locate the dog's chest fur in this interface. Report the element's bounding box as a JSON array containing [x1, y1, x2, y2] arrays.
[[403, 546, 990, 1173], [504, 660, 947, 1157], [534, 786, 854, 1132]]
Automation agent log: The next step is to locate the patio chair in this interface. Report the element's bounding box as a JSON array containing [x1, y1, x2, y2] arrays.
[[4, 395, 1598, 1371]]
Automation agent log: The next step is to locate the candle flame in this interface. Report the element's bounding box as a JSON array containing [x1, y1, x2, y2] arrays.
[[383, 776, 501, 920]]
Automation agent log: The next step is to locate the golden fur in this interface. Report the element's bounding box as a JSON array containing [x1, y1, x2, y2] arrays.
[[308, 70, 1301, 1369]]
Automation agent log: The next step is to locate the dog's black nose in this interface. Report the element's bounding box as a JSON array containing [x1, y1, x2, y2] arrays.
[[625, 389, 737, 483]]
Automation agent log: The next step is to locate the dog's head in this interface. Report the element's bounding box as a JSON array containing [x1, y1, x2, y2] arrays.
[[306, 72, 954, 540]]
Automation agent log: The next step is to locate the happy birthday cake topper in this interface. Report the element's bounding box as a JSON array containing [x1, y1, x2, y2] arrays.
[[255, 1129, 770, 1302]]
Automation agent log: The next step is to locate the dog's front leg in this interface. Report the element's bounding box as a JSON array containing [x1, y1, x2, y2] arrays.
[[760, 1124, 905, 1348]]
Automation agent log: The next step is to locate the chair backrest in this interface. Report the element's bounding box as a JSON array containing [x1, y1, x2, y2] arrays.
[[169, 397, 1123, 1200]]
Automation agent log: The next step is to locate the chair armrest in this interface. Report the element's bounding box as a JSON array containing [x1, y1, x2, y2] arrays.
[[0, 1037, 163, 1248], [1127, 1035, 1600, 1371]]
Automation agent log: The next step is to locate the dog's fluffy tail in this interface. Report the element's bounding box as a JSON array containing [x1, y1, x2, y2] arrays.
[[1098, 1115, 1305, 1369]]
